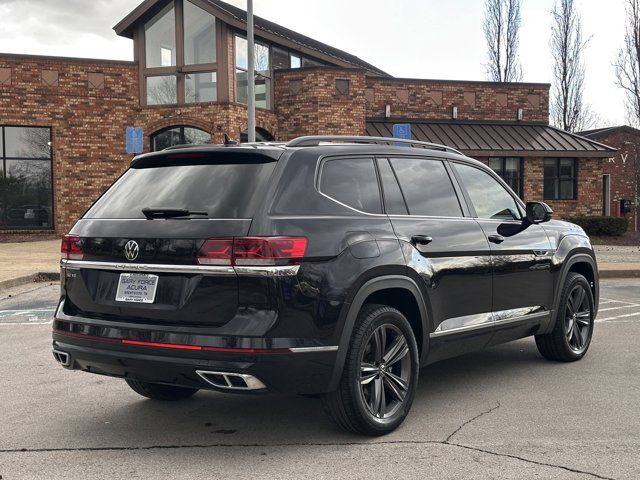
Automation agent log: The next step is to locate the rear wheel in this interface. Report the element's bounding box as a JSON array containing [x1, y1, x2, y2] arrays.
[[322, 304, 419, 435], [125, 379, 199, 401], [535, 272, 594, 362]]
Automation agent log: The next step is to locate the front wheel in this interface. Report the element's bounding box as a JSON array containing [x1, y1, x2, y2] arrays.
[[125, 379, 199, 401], [535, 272, 595, 362], [322, 304, 419, 435]]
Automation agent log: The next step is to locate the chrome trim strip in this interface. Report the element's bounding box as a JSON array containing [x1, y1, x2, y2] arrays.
[[429, 310, 551, 338], [234, 265, 300, 277], [61, 260, 300, 277], [289, 345, 339, 353], [61, 259, 235, 275]]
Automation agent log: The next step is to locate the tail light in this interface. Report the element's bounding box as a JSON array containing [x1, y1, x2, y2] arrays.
[[61, 234, 84, 260], [197, 237, 307, 266]]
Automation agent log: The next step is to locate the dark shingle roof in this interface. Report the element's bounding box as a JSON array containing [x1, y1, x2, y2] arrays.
[[366, 120, 617, 158]]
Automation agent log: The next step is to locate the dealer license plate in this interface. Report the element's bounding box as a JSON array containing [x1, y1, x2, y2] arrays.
[[115, 273, 159, 304]]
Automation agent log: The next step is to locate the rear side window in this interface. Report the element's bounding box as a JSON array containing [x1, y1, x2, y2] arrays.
[[389, 158, 462, 217], [377, 158, 408, 215], [319, 157, 382, 213], [85, 159, 276, 219], [453, 162, 521, 220]]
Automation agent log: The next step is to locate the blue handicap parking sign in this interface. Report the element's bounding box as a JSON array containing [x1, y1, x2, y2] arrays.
[[393, 124, 411, 146], [126, 127, 144, 154]]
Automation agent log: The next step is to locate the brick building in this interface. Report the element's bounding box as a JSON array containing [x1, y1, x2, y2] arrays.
[[579, 126, 639, 231], [0, 0, 616, 237]]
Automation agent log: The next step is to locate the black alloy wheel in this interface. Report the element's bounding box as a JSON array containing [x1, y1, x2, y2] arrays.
[[535, 272, 595, 362]]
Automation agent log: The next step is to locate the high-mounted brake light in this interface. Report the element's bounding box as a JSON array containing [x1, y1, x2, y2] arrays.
[[61, 234, 83, 260], [197, 237, 307, 266]]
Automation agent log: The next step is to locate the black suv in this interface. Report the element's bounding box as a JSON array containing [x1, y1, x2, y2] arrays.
[[53, 136, 598, 435]]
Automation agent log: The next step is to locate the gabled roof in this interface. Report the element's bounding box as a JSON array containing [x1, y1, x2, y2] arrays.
[[578, 125, 640, 139], [114, 0, 389, 76], [366, 120, 617, 158]]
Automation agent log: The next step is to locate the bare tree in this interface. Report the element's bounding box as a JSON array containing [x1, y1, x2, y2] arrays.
[[484, 0, 523, 82], [615, 0, 640, 127], [550, 0, 595, 132]]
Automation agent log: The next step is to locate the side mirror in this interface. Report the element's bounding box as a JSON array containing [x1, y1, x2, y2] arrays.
[[526, 201, 553, 224]]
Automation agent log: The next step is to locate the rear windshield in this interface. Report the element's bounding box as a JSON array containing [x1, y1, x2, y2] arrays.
[[85, 159, 277, 219]]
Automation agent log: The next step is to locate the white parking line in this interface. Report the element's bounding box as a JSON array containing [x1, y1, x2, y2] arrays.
[[598, 305, 640, 312], [596, 311, 640, 322], [600, 298, 640, 306], [0, 320, 53, 326]]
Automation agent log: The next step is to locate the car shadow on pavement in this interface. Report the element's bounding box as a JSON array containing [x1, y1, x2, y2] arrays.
[[62, 338, 547, 448]]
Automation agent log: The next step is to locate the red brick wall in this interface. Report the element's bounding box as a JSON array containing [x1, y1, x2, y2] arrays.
[[0, 55, 139, 236], [474, 156, 604, 218], [590, 130, 638, 231], [365, 78, 550, 123], [274, 67, 366, 140], [0, 54, 278, 236]]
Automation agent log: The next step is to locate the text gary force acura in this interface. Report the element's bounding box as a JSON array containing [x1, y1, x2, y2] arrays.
[[52, 135, 598, 435]]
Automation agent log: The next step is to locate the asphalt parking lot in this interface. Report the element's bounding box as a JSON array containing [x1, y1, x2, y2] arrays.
[[0, 280, 639, 479]]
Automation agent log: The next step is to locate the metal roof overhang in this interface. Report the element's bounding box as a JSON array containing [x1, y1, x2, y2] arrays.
[[366, 120, 617, 158]]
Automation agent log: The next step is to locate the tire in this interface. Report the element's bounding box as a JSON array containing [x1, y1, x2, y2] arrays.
[[535, 272, 595, 362], [321, 304, 420, 436], [125, 379, 199, 401]]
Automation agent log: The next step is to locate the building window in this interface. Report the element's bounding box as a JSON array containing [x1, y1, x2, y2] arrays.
[[0, 126, 53, 230], [544, 158, 578, 200], [272, 47, 304, 70], [143, 0, 217, 106], [235, 35, 271, 109], [151, 126, 211, 151], [145, 3, 176, 68], [335, 79, 350, 96], [489, 157, 523, 197]]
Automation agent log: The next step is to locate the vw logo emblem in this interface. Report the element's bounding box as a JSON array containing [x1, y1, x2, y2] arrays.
[[124, 240, 139, 262]]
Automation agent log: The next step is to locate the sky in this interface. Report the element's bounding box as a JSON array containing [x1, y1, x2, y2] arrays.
[[0, 0, 629, 126]]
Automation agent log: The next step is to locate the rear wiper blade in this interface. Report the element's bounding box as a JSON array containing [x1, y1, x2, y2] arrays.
[[142, 208, 208, 219]]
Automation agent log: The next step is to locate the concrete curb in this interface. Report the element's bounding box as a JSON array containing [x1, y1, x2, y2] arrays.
[[0, 272, 60, 291], [598, 269, 640, 279]]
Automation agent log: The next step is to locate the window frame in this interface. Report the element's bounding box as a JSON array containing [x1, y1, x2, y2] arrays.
[[449, 159, 526, 221], [544, 157, 578, 201], [0, 125, 55, 231], [150, 125, 211, 151], [315, 155, 384, 215], [488, 157, 524, 198], [233, 33, 273, 110], [384, 156, 466, 218], [140, 0, 222, 107]]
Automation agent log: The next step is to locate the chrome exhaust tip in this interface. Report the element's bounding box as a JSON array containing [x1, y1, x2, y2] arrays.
[[52, 349, 71, 367], [196, 370, 266, 391]]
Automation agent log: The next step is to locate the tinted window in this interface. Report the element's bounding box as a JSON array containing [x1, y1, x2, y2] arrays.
[[544, 158, 577, 200], [319, 158, 382, 213], [389, 158, 462, 217], [377, 158, 408, 215], [454, 163, 521, 220], [1, 126, 53, 229], [85, 159, 276, 219]]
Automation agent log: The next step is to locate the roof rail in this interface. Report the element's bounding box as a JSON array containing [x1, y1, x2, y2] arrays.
[[285, 135, 464, 155]]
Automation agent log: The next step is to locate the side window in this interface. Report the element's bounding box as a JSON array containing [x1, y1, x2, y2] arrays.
[[389, 158, 462, 217], [454, 163, 521, 220], [377, 158, 408, 215], [319, 157, 382, 214]]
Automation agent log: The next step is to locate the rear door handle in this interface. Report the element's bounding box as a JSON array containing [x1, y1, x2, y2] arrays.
[[488, 234, 505, 244], [411, 235, 433, 246]]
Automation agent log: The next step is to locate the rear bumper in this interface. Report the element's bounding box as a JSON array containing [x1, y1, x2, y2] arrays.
[[52, 335, 338, 394], [52, 310, 340, 394]]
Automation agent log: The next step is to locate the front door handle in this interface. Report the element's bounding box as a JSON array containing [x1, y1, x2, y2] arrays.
[[411, 235, 433, 246], [488, 234, 505, 244]]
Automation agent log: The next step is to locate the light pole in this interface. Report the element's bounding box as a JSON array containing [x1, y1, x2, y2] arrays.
[[247, 0, 256, 143]]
